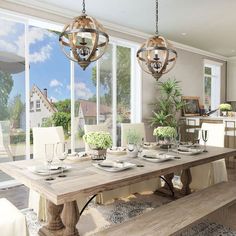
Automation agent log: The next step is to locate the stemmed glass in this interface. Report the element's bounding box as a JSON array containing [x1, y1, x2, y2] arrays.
[[56, 142, 68, 178], [201, 130, 209, 152], [45, 143, 55, 181]]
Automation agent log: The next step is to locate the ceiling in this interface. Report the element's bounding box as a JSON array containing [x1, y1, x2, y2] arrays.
[[6, 0, 236, 58]]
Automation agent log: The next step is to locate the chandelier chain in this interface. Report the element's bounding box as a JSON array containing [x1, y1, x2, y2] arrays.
[[156, 0, 159, 35], [82, 0, 86, 14]]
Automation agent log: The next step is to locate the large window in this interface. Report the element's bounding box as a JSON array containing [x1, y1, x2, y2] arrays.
[[29, 24, 71, 147], [0, 15, 26, 184], [203, 60, 221, 111], [0, 12, 141, 183]]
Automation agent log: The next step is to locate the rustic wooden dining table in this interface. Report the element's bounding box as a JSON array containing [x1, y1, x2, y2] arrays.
[[0, 146, 236, 236]]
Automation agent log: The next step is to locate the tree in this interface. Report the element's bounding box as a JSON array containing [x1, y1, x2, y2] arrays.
[[8, 94, 24, 128], [54, 99, 71, 113], [54, 99, 80, 116], [51, 112, 71, 135], [91, 46, 131, 122], [0, 71, 13, 120]]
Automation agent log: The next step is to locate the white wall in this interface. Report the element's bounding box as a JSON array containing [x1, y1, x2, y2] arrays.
[[142, 48, 226, 141]]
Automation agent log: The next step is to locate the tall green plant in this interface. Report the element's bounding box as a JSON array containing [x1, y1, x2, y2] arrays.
[[150, 79, 185, 128]]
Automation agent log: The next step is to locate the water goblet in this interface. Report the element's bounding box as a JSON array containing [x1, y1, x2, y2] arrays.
[[201, 130, 209, 152], [45, 143, 55, 181], [56, 142, 68, 178]]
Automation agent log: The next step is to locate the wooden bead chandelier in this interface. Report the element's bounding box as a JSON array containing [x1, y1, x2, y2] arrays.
[[59, 0, 109, 70], [137, 0, 177, 80]]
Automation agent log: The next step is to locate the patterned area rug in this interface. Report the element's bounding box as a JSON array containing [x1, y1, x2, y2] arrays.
[[21, 192, 236, 236]]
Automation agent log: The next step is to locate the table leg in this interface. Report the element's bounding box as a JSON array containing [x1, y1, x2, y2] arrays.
[[155, 173, 175, 198], [163, 173, 174, 190], [181, 168, 192, 195], [61, 200, 80, 236], [38, 200, 64, 236]]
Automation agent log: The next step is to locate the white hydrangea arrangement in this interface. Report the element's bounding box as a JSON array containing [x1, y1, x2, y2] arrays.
[[153, 126, 176, 138], [219, 103, 232, 111], [83, 131, 112, 150]]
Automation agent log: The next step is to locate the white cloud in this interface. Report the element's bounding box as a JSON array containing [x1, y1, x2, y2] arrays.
[[50, 96, 58, 103], [0, 40, 17, 53], [28, 27, 55, 45], [16, 27, 55, 59], [50, 79, 63, 88], [29, 44, 52, 63], [0, 20, 16, 36], [74, 82, 93, 100], [54, 88, 62, 95]]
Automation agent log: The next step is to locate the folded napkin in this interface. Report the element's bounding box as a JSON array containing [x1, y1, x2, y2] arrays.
[[141, 149, 160, 158]]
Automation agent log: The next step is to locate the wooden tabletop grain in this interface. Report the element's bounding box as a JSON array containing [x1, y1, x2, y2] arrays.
[[0, 146, 235, 205]]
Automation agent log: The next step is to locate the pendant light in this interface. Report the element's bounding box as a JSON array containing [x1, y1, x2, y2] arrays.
[[59, 0, 109, 70], [137, 0, 177, 80]]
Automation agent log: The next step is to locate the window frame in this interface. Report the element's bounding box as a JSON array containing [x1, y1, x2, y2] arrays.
[[0, 11, 142, 157], [203, 59, 222, 111]]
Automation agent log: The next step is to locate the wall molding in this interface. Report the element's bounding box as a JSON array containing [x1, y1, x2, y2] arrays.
[[0, 0, 228, 61]]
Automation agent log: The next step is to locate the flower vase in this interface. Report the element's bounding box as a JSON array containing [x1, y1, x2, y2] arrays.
[[222, 111, 228, 117], [88, 149, 107, 161], [158, 137, 172, 149], [127, 144, 138, 158]]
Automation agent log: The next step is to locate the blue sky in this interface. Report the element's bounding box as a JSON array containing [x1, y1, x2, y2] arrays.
[[0, 18, 96, 104]]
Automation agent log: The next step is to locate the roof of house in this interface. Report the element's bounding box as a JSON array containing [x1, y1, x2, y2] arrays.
[[30, 85, 57, 113], [79, 100, 111, 117]]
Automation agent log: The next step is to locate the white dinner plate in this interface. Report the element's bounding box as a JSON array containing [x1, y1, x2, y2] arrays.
[[93, 161, 136, 172], [141, 154, 175, 163], [28, 165, 72, 176], [174, 148, 204, 155], [107, 147, 127, 155]]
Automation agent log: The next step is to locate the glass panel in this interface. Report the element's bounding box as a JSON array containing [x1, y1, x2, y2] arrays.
[[0, 16, 26, 182], [74, 63, 96, 152], [29, 25, 70, 154], [99, 44, 113, 135], [204, 76, 212, 110], [205, 66, 212, 75], [117, 46, 131, 123]]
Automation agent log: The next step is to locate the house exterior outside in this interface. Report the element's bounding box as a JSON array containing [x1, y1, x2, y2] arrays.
[[77, 100, 112, 129], [29, 85, 57, 128]]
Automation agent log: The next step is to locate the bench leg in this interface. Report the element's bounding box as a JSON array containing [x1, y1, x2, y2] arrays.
[[181, 168, 192, 195]]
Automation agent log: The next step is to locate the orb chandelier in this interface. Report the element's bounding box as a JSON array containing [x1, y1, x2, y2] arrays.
[[137, 0, 177, 80], [59, 0, 109, 70]]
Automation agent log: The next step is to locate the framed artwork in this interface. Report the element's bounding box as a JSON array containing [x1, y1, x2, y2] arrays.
[[182, 96, 201, 116]]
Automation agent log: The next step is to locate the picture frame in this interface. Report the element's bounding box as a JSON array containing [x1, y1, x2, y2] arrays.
[[182, 96, 201, 117]]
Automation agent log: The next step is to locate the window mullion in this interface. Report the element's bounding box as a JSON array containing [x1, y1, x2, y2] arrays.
[[112, 44, 117, 145], [25, 21, 30, 159], [70, 60, 75, 152], [96, 60, 101, 124]]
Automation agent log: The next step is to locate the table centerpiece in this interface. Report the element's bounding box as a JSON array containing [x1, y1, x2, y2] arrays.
[[219, 103, 232, 117], [153, 126, 176, 149], [83, 131, 112, 161]]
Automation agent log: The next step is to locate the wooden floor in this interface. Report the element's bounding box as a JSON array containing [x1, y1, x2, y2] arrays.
[[0, 160, 235, 212]]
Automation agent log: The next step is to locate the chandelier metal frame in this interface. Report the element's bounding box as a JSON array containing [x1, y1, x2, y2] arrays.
[[59, 0, 109, 70], [137, 0, 177, 80]]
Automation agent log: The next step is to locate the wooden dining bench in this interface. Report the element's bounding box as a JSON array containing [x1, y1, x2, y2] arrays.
[[95, 181, 236, 236]]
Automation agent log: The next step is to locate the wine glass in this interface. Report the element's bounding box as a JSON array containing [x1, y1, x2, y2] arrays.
[[45, 143, 55, 181], [56, 142, 68, 178], [201, 130, 209, 152]]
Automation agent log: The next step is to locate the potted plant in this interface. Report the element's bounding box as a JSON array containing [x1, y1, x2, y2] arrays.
[[219, 103, 232, 117], [126, 129, 141, 158], [150, 79, 185, 129], [83, 131, 112, 160], [153, 126, 177, 149]]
